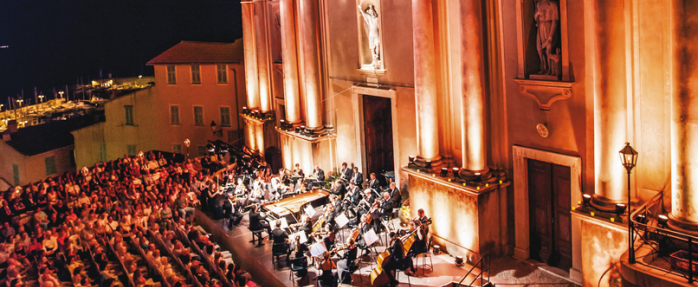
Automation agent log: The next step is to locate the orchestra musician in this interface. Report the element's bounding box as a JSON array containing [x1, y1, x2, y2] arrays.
[[270, 174, 289, 201], [208, 183, 225, 219], [340, 162, 353, 182], [355, 214, 373, 256], [223, 193, 243, 228], [248, 205, 270, 246], [368, 173, 381, 190], [351, 167, 363, 186], [385, 232, 415, 286], [312, 166, 325, 182], [234, 178, 247, 197], [271, 221, 291, 257], [293, 163, 305, 178], [379, 192, 394, 219], [316, 251, 337, 287], [342, 182, 362, 218], [337, 237, 358, 284], [329, 179, 346, 198], [412, 209, 430, 254], [358, 189, 377, 217], [387, 182, 401, 206]]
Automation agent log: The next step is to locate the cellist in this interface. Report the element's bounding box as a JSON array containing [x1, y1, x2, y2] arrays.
[[385, 232, 415, 286]]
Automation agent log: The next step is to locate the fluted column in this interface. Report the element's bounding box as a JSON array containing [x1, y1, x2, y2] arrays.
[[589, 0, 628, 211], [412, 0, 440, 164], [460, 0, 487, 173], [280, 0, 302, 124], [241, 2, 260, 110], [299, 0, 323, 130], [254, 1, 272, 113], [669, 0, 698, 232]]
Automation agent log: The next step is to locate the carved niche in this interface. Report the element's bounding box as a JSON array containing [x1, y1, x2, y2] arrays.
[[515, 0, 573, 111], [356, 0, 385, 73]]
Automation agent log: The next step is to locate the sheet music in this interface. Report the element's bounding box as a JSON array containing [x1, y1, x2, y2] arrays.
[[279, 217, 289, 229], [290, 231, 308, 244], [363, 229, 379, 246], [304, 205, 316, 218], [310, 241, 327, 257], [335, 213, 349, 228]]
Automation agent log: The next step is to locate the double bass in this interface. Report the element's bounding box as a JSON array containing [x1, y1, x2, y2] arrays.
[[369, 218, 432, 285]]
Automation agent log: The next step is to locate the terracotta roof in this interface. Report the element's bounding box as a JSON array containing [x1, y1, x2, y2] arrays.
[[147, 39, 243, 65]]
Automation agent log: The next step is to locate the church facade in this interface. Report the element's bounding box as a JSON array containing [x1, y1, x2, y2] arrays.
[[239, 0, 697, 286]]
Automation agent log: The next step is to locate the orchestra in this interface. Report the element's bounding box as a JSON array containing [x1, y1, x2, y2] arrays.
[[209, 159, 432, 287]]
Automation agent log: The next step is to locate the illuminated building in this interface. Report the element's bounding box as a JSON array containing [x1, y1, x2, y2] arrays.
[[238, 0, 698, 286], [71, 40, 247, 168]]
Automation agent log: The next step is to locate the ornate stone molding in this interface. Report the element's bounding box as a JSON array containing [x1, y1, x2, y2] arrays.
[[514, 79, 573, 111]]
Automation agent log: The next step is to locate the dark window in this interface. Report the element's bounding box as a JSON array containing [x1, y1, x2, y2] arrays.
[[220, 107, 231, 127], [217, 64, 228, 84], [194, 106, 204, 126], [191, 65, 201, 84], [167, 65, 176, 84], [125, 105, 134, 125]]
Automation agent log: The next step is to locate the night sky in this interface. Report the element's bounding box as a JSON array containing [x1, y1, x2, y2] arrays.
[[0, 0, 242, 104]]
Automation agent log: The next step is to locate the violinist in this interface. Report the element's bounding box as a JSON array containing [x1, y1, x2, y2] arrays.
[[297, 215, 313, 237], [337, 237, 358, 284], [223, 193, 243, 228], [316, 251, 337, 287], [355, 214, 373, 256]]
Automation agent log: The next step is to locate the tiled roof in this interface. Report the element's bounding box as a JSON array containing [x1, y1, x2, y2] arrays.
[[146, 39, 243, 65]]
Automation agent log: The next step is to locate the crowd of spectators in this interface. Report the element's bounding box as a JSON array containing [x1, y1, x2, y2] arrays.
[[0, 150, 261, 287]]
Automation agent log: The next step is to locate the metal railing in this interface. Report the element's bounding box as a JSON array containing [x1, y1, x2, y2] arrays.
[[629, 191, 698, 284], [456, 253, 491, 287]]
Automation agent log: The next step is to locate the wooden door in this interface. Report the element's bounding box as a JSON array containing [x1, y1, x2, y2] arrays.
[[362, 95, 394, 185], [551, 164, 572, 270], [528, 159, 572, 270], [528, 159, 553, 263]]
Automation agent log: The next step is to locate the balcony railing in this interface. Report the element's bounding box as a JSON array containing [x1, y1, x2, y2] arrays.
[[629, 191, 698, 284]]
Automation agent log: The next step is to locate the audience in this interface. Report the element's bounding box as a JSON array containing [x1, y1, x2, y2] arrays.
[[0, 150, 261, 287]]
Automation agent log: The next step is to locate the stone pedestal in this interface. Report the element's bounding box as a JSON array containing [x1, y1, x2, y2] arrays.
[[277, 128, 336, 173], [242, 114, 278, 156], [578, 215, 628, 287], [403, 167, 509, 262]]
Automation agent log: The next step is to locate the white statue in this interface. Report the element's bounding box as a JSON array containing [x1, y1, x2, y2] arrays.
[[534, 0, 559, 76], [358, 3, 381, 69]]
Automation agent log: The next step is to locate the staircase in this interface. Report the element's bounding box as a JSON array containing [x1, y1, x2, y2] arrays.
[[442, 253, 492, 287]]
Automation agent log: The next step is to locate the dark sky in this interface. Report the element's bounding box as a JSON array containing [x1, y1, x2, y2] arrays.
[[0, 0, 242, 104]]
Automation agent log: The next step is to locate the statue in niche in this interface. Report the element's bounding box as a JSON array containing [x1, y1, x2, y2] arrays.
[[534, 0, 560, 78], [358, 3, 381, 69]]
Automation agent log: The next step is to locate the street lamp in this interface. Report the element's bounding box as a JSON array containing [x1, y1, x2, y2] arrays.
[[619, 142, 638, 263], [184, 138, 191, 159], [58, 91, 64, 99], [210, 121, 222, 137], [38, 95, 44, 103]]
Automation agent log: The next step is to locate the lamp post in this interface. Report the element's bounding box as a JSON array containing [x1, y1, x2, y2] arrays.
[[619, 142, 638, 263], [210, 121, 222, 137], [58, 91, 64, 99], [184, 139, 191, 160], [38, 95, 44, 103]]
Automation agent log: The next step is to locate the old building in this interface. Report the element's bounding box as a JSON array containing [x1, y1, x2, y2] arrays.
[[72, 40, 247, 168], [239, 0, 698, 286]]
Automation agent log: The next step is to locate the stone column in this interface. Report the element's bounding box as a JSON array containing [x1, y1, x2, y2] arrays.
[[254, 1, 273, 113], [589, 0, 628, 211], [459, 0, 487, 173], [299, 0, 323, 130], [412, 0, 440, 165], [669, 0, 698, 232], [241, 2, 260, 110], [280, 0, 302, 124]]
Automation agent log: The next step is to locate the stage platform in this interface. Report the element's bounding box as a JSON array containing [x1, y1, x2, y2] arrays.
[[194, 208, 489, 287]]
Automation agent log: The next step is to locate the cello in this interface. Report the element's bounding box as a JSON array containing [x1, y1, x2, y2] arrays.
[[369, 218, 432, 285]]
